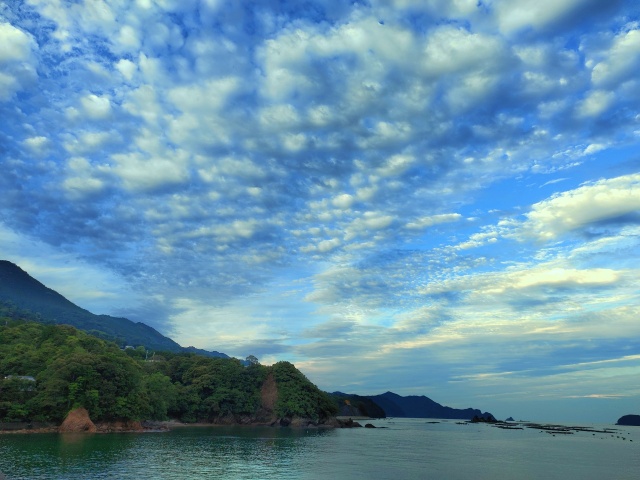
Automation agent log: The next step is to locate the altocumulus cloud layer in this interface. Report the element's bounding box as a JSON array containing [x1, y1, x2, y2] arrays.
[[1, 0, 640, 421]]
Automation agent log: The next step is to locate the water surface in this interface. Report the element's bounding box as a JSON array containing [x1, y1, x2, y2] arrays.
[[1, 419, 638, 479]]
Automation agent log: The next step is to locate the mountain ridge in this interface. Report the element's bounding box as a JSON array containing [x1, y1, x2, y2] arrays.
[[366, 391, 494, 420], [0, 260, 227, 358]]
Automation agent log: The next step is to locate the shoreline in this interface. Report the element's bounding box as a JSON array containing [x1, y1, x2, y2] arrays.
[[0, 417, 349, 435]]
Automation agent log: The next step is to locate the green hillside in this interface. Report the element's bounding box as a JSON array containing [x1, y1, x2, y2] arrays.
[[0, 320, 337, 424]]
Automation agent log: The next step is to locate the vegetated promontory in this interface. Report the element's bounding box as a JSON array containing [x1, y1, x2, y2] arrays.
[[0, 320, 337, 430], [616, 414, 640, 426]]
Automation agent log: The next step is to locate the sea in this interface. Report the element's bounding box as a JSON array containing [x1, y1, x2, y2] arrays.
[[0, 418, 638, 479]]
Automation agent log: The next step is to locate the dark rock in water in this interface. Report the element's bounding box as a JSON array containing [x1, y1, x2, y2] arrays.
[[0, 470, 6, 479], [337, 418, 362, 428], [470, 414, 497, 424], [279, 418, 291, 427], [364, 423, 376, 428], [616, 414, 640, 426], [505, 417, 514, 422]]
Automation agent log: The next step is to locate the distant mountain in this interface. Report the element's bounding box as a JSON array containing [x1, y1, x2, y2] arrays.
[[0, 260, 228, 358], [366, 391, 494, 420], [329, 392, 386, 418]]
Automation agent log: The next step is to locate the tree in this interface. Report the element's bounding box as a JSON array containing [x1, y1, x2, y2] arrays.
[[245, 355, 259, 365]]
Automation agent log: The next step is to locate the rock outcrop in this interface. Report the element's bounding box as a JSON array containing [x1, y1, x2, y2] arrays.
[[470, 414, 497, 423], [336, 418, 362, 428], [58, 408, 97, 433], [58, 408, 147, 433], [254, 372, 278, 424], [95, 420, 144, 433]]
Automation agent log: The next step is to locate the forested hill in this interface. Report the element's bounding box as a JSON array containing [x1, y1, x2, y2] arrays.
[[367, 391, 494, 420], [0, 260, 227, 357], [0, 320, 338, 424]]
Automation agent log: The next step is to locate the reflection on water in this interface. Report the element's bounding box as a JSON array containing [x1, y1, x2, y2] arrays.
[[0, 427, 335, 479], [1, 420, 638, 480]]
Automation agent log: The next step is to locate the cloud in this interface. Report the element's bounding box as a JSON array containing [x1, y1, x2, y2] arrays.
[[492, 0, 620, 36], [575, 89, 615, 118], [405, 213, 462, 230], [0, 21, 33, 62], [591, 26, 640, 89], [23, 136, 50, 156], [0, 22, 37, 100], [110, 151, 190, 192], [80, 94, 112, 120], [519, 173, 640, 241]]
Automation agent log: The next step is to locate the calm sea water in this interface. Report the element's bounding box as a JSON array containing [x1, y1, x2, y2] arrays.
[[1, 418, 638, 479]]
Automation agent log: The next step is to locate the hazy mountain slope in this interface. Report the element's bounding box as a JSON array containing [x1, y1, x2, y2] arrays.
[[0, 260, 227, 357], [367, 391, 494, 420]]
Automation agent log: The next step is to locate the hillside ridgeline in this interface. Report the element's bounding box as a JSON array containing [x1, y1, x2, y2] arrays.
[[0, 320, 337, 429], [366, 391, 494, 420], [0, 260, 226, 357]]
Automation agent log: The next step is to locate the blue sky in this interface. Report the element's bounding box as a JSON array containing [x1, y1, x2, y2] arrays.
[[1, 0, 639, 422]]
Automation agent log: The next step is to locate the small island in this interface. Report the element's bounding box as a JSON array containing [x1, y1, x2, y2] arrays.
[[616, 415, 640, 426]]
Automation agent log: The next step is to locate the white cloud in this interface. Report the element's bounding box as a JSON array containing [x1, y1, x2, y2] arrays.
[[421, 26, 508, 77], [259, 104, 301, 130], [23, 136, 50, 156], [64, 131, 115, 154], [342, 211, 395, 243], [0, 22, 37, 100], [198, 156, 266, 181], [454, 230, 499, 250], [583, 143, 607, 155], [520, 173, 640, 241], [123, 84, 164, 125], [301, 237, 342, 254], [575, 90, 615, 118], [482, 267, 620, 294], [0, 22, 33, 62], [332, 193, 355, 209], [591, 28, 640, 88], [377, 154, 415, 177], [168, 77, 240, 113], [372, 0, 479, 18], [406, 213, 462, 230], [115, 59, 137, 81], [80, 94, 112, 120], [492, 0, 596, 35], [63, 156, 107, 197], [166, 78, 242, 149], [111, 151, 190, 192]]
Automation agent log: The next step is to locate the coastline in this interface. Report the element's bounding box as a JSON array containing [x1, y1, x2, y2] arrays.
[[0, 417, 344, 435]]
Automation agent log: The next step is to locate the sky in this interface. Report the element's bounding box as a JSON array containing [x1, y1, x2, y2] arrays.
[[1, 0, 639, 423]]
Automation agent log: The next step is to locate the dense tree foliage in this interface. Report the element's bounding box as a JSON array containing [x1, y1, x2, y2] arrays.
[[0, 320, 337, 424], [0, 320, 151, 422], [272, 361, 337, 420]]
